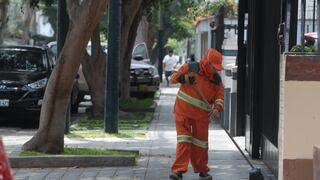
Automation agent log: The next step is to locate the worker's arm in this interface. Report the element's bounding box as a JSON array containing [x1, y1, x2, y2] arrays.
[[213, 82, 224, 112], [170, 64, 189, 84], [170, 62, 200, 84], [209, 81, 224, 122]]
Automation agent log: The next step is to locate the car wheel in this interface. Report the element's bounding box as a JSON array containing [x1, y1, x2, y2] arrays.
[[146, 92, 155, 98]]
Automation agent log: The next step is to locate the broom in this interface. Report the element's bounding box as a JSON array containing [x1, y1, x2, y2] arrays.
[[194, 84, 264, 180]]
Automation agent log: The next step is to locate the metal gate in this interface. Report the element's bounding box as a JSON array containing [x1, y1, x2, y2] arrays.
[[237, 0, 282, 176]]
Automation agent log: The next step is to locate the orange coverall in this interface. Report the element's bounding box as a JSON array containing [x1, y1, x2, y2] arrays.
[[170, 49, 224, 173]]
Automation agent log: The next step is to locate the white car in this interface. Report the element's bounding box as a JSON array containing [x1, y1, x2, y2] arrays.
[[130, 43, 160, 97]]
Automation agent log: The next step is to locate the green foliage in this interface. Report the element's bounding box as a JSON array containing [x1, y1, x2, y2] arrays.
[[21, 147, 139, 156], [187, 0, 237, 20], [65, 132, 146, 138], [7, 0, 23, 37], [290, 45, 318, 52], [146, 0, 196, 52], [165, 38, 184, 54], [30, 0, 55, 8], [146, 0, 237, 54], [99, 11, 109, 41], [119, 98, 154, 109]]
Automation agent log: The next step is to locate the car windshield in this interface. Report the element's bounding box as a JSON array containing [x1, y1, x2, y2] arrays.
[[132, 43, 148, 60], [0, 49, 45, 72]]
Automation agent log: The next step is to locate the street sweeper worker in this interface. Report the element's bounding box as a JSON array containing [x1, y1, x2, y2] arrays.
[[169, 48, 224, 180]]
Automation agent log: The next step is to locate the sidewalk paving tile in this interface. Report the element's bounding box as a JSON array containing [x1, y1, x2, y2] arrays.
[[1, 84, 276, 180], [60, 168, 83, 180]]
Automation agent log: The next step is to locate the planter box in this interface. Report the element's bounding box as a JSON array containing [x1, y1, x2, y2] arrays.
[[285, 53, 320, 81]]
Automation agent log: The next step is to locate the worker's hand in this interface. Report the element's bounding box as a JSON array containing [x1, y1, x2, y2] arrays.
[[209, 108, 220, 122]]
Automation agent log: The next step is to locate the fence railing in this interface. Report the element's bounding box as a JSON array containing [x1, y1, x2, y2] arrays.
[[299, 0, 319, 51], [317, 0, 320, 51]]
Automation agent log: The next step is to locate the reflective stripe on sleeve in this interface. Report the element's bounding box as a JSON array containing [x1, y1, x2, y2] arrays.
[[215, 99, 224, 107]]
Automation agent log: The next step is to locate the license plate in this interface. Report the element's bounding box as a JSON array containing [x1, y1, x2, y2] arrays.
[[138, 85, 148, 91], [0, 99, 9, 107]]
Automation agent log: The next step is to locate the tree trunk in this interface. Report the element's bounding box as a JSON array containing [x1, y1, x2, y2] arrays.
[[145, 20, 156, 61], [22, 0, 35, 44], [120, 0, 147, 100], [82, 25, 107, 118], [22, 0, 107, 153], [0, 0, 8, 45]]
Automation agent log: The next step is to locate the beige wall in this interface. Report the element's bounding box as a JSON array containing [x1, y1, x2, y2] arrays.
[[282, 81, 320, 159], [279, 54, 320, 180]]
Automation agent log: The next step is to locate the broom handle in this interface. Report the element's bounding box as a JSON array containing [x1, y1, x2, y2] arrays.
[[193, 84, 255, 169], [218, 121, 255, 168]]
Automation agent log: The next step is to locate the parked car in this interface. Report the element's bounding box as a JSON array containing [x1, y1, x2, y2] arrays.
[[47, 41, 108, 101], [130, 43, 160, 97], [0, 45, 79, 118], [48, 41, 159, 99]]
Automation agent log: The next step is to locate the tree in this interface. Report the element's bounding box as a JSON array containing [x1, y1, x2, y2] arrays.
[[146, 0, 195, 63], [0, 0, 8, 44], [22, 0, 108, 153], [81, 24, 107, 118], [119, 0, 159, 100], [21, 0, 36, 44], [146, 0, 237, 62]]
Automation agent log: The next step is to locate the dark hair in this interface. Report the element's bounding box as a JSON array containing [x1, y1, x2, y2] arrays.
[[168, 49, 173, 53], [190, 54, 195, 62]]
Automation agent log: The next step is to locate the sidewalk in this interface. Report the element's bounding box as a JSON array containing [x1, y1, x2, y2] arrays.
[[2, 84, 274, 180]]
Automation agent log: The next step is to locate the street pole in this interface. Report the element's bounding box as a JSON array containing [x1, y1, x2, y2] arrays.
[[57, 0, 70, 134], [105, 0, 121, 133], [158, 3, 164, 82], [317, 0, 320, 51], [301, 0, 306, 49], [313, 0, 316, 32]]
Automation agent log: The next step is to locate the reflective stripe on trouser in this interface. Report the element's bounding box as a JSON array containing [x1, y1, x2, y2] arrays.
[[177, 135, 208, 149], [171, 114, 209, 173]]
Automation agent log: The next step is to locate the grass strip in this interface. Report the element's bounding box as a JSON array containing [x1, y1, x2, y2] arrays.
[[65, 132, 145, 138], [20, 147, 139, 157], [119, 98, 154, 109], [70, 112, 152, 131]]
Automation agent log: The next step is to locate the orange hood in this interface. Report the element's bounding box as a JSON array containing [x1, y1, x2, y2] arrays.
[[199, 48, 223, 78]]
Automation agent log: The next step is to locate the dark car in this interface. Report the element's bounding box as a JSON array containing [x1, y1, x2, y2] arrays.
[[0, 46, 79, 118]]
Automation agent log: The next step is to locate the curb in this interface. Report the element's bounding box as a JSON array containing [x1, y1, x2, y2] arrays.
[[9, 155, 136, 168]]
